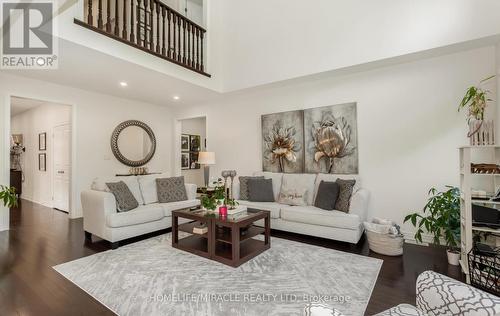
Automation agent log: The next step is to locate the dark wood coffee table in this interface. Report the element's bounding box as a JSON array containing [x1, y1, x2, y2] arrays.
[[172, 209, 270, 267]]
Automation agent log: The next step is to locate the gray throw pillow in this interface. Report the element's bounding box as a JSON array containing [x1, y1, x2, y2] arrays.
[[314, 181, 340, 211], [247, 178, 275, 202], [334, 179, 356, 213], [106, 181, 139, 212], [239, 176, 264, 200], [156, 176, 188, 203]]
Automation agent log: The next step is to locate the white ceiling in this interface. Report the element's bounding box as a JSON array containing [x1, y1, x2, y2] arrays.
[[10, 96, 48, 117], [5, 38, 222, 108]]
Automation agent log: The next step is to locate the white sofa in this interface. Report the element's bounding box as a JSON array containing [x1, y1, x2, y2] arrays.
[[81, 174, 200, 248], [234, 172, 369, 244]]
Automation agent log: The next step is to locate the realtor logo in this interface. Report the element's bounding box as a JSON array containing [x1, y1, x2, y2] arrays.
[[1, 1, 58, 69]]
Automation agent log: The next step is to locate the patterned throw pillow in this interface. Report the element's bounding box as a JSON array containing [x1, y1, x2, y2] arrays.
[[279, 188, 308, 206], [156, 176, 188, 203], [106, 181, 139, 212], [239, 176, 264, 200], [334, 179, 356, 213]]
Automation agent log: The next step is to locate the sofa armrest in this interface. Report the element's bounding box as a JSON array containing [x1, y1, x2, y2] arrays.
[[349, 188, 370, 221], [81, 190, 117, 240], [185, 183, 197, 200], [416, 270, 500, 315]]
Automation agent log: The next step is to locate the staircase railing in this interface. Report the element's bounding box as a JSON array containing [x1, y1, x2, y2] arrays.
[[75, 0, 209, 76]]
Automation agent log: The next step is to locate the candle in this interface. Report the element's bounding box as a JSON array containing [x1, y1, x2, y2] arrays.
[[219, 205, 228, 217]]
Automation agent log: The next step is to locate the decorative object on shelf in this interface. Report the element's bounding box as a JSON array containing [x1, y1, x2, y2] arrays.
[[471, 163, 500, 174], [129, 167, 149, 175], [38, 153, 46, 172], [305, 103, 358, 174], [0, 185, 18, 208], [404, 186, 461, 265], [198, 151, 215, 187], [193, 223, 208, 235], [111, 120, 156, 167], [262, 110, 304, 173], [38, 132, 46, 151], [458, 75, 495, 144]]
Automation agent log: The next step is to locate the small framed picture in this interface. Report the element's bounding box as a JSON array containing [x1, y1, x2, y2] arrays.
[[181, 152, 190, 170], [39, 153, 46, 171], [39, 132, 46, 151], [181, 134, 189, 151], [190, 152, 200, 169], [189, 135, 201, 152]]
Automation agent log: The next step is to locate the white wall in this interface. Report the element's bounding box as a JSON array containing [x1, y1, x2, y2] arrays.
[[220, 0, 500, 91], [11, 103, 71, 207], [181, 117, 206, 186], [174, 46, 497, 235], [0, 72, 174, 224]]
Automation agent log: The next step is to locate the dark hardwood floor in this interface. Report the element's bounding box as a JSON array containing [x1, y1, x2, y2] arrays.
[[0, 200, 464, 315]]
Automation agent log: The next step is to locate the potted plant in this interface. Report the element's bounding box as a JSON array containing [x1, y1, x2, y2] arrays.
[[458, 75, 495, 137], [404, 186, 461, 265], [0, 185, 18, 208]]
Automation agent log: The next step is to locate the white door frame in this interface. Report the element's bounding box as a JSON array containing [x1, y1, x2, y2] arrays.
[[174, 115, 207, 177], [5, 94, 78, 221]]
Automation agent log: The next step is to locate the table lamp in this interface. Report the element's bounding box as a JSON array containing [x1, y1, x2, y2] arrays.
[[197, 152, 215, 187]]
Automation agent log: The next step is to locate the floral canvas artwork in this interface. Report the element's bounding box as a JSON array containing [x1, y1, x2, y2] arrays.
[[304, 103, 358, 174], [262, 110, 304, 173]]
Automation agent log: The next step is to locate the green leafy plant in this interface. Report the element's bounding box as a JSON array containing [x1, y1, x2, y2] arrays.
[[0, 185, 18, 208], [224, 197, 239, 210], [458, 75, 495, 130], [404, 186, 460, 250], [201, 194, 218, 211]]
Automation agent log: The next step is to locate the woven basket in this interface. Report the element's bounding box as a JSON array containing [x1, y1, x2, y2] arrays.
[[364, 221, 404, 256]]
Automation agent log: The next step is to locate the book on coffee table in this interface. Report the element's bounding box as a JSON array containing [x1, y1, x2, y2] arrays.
[[193, 225, 208, 235]]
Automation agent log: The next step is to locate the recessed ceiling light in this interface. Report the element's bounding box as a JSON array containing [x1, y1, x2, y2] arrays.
[[120, 82, 128, 87], [173, 96, 180, 100]]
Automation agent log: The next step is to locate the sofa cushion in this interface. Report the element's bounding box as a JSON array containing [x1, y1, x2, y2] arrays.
[[91, 176, 144, 205], [106, 181, 139, 212], [160, 199, 200, 217], [314, 181, 340, 210], [280, 205, 362, 230], [138, 173, 170, 204], [248, 178, 275, 202], [335, 179, 356, 213], [238, 176, 264, 200], [278, 173, 317, 206], [237, 200, 281, 219], [253, 172, 283, 201], [106, 204, 164, 228], [156, 176, 187, 203]]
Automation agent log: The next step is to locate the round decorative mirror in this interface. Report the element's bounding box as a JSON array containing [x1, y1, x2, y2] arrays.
[[111, 120, 156, 167]]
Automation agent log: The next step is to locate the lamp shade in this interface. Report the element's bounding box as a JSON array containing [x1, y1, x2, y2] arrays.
[[197, 151, 216, 165]]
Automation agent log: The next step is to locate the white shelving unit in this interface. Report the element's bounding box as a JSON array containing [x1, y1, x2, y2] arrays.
[[459, 145, 500, 283]]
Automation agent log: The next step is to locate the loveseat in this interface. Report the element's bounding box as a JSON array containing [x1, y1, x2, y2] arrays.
[[234, 172, 370, 244], [81, 173, 199, 248]]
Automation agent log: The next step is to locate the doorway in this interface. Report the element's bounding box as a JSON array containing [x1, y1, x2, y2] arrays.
[[10, 96, 72, 213], [179, 116, 206, 187]]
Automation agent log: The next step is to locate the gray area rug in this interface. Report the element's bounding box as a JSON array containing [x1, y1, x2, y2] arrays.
[[54, 233, 382, 316]]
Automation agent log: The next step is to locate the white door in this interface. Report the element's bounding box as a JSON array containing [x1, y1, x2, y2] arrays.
[[53, 124, 71, 212]]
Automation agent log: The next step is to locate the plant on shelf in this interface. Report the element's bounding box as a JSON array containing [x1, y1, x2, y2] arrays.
[[458, 75, 495, 137], [0, 185, 18, 208], [404, 186, 461, 266]]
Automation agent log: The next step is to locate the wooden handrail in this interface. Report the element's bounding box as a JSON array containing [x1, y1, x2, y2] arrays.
[[76, 0, 209, 76]]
